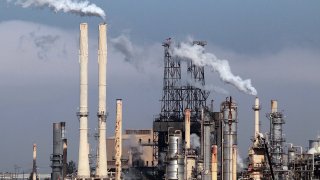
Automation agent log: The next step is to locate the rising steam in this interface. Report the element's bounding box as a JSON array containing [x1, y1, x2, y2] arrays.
[[172, 42, 257, 96], [7, 0, 106, 19]]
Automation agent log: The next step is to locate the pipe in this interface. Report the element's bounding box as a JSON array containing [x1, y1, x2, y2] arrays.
[[115, 99, 123, 180], [60, 122, 67, 179], [271, 100, 278, 113], [77, 23, 90, 178], [253, 97, 261, 138], [185, 109, 191, 149], [211, 145, 218, 180], [232, 145, 237, 180], [32, 144, 37, 180], [96, 23, 108, 178]]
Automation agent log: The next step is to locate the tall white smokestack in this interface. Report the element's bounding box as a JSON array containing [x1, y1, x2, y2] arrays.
[[253, 97, 261, 138], [32, 144, 37, 180], [185, 109, 191, 149], [77, 23, 90, 178], [115, 99, 123, 180], [96, 23, 108, 178]]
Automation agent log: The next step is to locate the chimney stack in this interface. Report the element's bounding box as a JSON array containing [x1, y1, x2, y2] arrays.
[[32, 144, 37, 180], [115, 99, 123, 180], [253, 97, 261, 138], [185, 109, 191, 149], [211, 145, 218, 180], [77, 23, 90, 178], [96, 23, 108, 178]]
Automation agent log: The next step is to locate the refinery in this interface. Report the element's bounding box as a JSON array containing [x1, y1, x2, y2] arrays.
[[1, 1, 320, 180], [0, 22, 318, 180]]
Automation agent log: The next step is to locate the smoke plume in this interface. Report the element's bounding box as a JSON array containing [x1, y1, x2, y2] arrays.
[[172, 41, 257, 96], [188, 79, 229, 95], [7, 0, 106, 19], [190, 133, 200, 149], [111, 34, 136, 62]]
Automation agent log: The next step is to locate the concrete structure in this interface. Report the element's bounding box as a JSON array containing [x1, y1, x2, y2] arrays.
[[115, 99, 122, 180], [107, 129, 155, 170], [61, 122, 67, 179], [77, 23, 90, 178], [96, 23, 108, 179], [202, 109, 212, 180]]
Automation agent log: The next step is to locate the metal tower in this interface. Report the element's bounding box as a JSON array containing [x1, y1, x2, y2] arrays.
[[267, 100, 285, 179], [153, 39, 210, 177]]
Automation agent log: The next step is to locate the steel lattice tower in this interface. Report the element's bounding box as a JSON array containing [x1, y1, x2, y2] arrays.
[[153, 39, 210, 177]]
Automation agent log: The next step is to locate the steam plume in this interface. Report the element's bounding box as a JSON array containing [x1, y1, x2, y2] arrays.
[[111, 34, 136, 62], [7, 0, 106, 19], [190, 133, 200, 149], [172, 42, 257, 96]]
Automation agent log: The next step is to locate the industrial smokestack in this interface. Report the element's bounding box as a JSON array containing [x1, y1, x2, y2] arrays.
[[32, 144, 37, 180], [60, 122, 67, 179], [271, 100, 278, 113], [77, 23, 90, 178], [185, 109, 191, 149], [52, 123, 63, 180], [232, 145, 237, 180], [211, 145, 218, 180], [96, 23, 108, 178], [115, 99, 123, 180], [253, 97, 261, 138]]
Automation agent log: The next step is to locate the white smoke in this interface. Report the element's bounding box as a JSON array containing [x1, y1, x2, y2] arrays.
[[188, 79, 229, 95], [111, 34, 136, 62], [237, 153, 245, 171], [172, 41, 258, 96], [190, 133, 200, 149], [7, 0, 106, 19]]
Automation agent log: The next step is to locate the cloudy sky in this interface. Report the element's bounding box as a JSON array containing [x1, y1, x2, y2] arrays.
[[0, 0, 319, 173]]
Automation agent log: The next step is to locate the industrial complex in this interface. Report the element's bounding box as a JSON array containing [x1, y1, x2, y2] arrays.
[[2, 22, 320, 180]]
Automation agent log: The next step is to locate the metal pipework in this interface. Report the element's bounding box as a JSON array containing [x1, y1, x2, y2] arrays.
[[32, 144, 37, 180], [211, 145, 218, 180], [77, 23, 90, 178], [96, 23, 108, 178], [185, 109, 191, 149], [253, 97, 261, 138], [115, 99, 122, 180]]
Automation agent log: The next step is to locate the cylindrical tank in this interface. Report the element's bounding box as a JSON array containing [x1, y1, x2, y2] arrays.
[[221, 97, 237, 180], [166, 130, 184, 180]]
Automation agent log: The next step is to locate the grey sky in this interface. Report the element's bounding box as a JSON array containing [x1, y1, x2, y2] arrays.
[[0, 0, 319, 174]]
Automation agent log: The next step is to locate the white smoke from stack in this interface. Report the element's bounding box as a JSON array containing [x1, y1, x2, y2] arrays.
[[7, 0, 106, 19], [190, 133, 200, 149], [172, 41, 258, 96], [187, 79, 229, 95]]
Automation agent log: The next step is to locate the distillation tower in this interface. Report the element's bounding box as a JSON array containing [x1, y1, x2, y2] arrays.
[[268, 100, 286, 179]]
